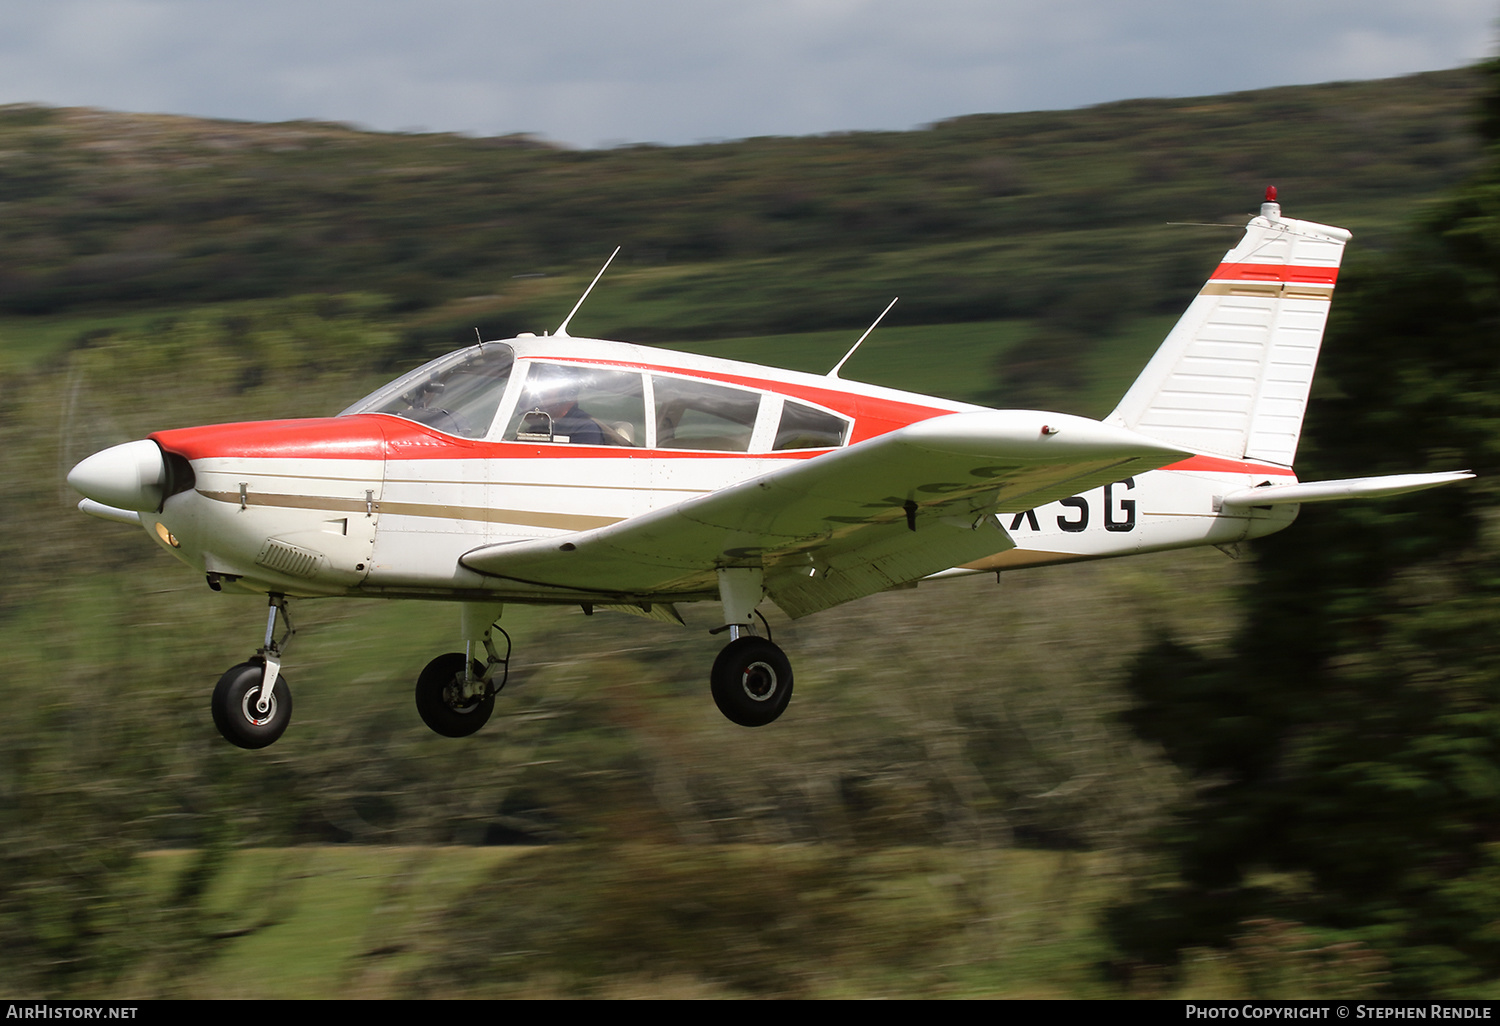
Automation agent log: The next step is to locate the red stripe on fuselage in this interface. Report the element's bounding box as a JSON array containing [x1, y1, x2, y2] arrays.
[[155, 418, 1301, 472], [151, 418, 1304, 475], [153, 417, 390, 461], [153, 415, 838, 463], [1209, 262, 1339, 285], [149, 353, 957, 463], [1163, 454, 1296, 476]]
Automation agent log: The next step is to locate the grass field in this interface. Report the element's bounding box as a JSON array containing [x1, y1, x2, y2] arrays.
[[9, 294, 1181, 417], [666, 313, 1180, 411], [15, 542, 1251, 999], [0, 308, 196, 371], [120, 839, 1377, 999], [123, 844, 1138, 999]]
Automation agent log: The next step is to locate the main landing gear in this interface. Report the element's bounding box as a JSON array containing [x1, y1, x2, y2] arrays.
[[415, 603, 511, 738], [710, 568, 793, 728], [711, 634, 792, 726], [211, 594, 294, 749]]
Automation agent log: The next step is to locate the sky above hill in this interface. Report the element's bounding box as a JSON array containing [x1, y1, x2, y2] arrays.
[[0, 1, 1494, 147]]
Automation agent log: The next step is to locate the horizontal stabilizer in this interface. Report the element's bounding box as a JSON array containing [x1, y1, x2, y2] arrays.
[[1219, 471, 1473, 510]]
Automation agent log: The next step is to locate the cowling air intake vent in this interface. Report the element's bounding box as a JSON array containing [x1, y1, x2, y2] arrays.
[[255, 540, 322, 579], [161, 449, 196, 502]]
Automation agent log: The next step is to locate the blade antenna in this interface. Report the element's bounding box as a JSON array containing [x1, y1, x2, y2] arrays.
[[556, 246, 621, 339], [829, 297, 897, 379]]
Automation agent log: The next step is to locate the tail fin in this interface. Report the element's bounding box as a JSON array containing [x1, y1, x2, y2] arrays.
[[1108, 189, 1350, 468]]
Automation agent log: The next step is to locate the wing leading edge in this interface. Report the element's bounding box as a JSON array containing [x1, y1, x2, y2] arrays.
[[460, 410, 1188, 617]]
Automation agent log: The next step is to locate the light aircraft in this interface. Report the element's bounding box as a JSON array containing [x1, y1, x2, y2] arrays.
[[68, 189, 1471, 749]]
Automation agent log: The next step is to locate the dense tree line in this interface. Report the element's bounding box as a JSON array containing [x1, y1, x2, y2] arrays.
[[1109, 57, 1500, 996]]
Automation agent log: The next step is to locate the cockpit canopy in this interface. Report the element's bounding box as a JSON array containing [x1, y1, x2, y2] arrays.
[[342, 343, 516, 440], [342, 342, 850, 452]]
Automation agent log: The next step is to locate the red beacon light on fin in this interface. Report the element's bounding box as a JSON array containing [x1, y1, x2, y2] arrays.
[[1261, 185, 1281, 220]]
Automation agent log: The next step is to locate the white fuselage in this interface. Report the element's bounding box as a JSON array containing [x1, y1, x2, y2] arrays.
[[136, 335, 1298, 608]]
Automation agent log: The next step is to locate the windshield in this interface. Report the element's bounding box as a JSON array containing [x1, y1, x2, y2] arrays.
[[340, 344, 515, 439]]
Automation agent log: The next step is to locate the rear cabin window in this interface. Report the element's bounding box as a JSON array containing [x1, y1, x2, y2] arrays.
[[653, 376, 761, 452], [503, 362, 647, 446], [774, 400, 849, 450]]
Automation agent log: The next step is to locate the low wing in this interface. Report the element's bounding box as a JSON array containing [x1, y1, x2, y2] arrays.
[[461, 410, 1187, 618]]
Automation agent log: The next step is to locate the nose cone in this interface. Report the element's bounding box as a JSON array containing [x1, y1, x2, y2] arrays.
[[68, 439, 167, 511]]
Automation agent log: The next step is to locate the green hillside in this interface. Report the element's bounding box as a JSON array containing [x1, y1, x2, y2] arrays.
[[1, 64, 1494, 998], [0, 67, 1483, 345]]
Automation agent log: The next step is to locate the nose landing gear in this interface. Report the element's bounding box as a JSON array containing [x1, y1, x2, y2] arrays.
[[211, 660, 292, 749], [211, 594, 295, 749]]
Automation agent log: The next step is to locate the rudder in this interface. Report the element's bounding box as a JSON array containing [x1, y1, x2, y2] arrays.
[[1107, 189, 1350, 468]]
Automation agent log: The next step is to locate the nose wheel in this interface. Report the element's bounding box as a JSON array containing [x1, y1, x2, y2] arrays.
[[711, 636, 793, 727], [211, 594, 297, 748], [211, 660, 293, 749]]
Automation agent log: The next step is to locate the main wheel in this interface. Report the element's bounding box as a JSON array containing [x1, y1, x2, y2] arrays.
[[710, 637, 793, 727], [211, 661, 292, 749], [415, 653, 494, 737]]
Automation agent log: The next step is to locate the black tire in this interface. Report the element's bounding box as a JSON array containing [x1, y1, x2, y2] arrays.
[[211, 661, 292, 749], [415, 652, 493, 737], [710, 637, 793, 727]]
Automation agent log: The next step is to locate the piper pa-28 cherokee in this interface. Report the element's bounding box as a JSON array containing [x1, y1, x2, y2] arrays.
[[68, 189, 1471, 749]]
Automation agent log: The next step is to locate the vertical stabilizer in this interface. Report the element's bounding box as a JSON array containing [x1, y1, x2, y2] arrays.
[[1108, 190, 1350, 467]]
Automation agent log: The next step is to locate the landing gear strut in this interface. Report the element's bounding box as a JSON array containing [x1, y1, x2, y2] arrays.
[[211, 594, 295, 749], [710, 567, 793, 727], [415, 603, 511, 738]]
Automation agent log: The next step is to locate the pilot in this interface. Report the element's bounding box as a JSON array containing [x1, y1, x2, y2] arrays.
[[529, 370, 605, 445]]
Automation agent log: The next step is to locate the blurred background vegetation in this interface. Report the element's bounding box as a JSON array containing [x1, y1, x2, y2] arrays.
[[2, 62, 1497, 997]]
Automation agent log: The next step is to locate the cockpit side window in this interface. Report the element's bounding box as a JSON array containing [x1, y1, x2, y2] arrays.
[[341, 344, 515, 440], [652, 375, 760, 452], [773, 400, 849, 450], [503, 362, 647, 446]]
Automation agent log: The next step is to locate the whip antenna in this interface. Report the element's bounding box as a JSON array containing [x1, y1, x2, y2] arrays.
[[556, 247, 621, 338], [829, 297, 897, 379]]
